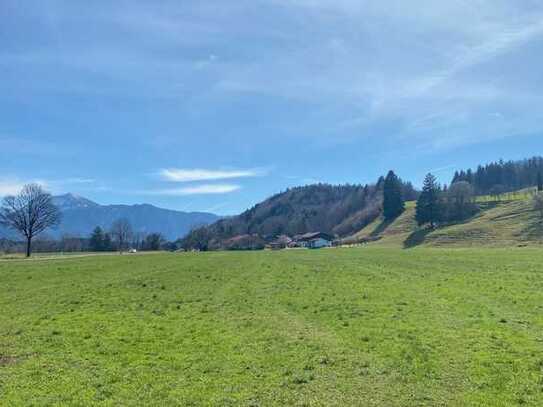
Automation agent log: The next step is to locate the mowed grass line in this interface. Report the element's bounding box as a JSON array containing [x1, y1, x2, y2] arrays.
[[1, 249, 543, 406]]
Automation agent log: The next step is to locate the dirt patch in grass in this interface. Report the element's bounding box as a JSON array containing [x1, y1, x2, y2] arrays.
[[0, 355, 18, 366], [0, 353, 35, 367]]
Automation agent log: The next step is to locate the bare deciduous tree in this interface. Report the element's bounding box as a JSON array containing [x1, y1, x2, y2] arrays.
[[447, 181, 476, 221], [110, 218, 133, 253], [0, 184, 62, 257], [144, 233, 164, 251]]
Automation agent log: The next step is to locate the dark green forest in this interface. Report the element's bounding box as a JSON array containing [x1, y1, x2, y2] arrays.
[[452, 156, 543, 195]]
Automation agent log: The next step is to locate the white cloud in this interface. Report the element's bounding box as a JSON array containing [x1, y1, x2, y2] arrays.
[[159, 168, 262, 182], [0, 178, 49, 197], [62, 178, 96, 185], [145, 184, 241, 196], [0, 177, 97, 197], [0, 180, 25, 197]]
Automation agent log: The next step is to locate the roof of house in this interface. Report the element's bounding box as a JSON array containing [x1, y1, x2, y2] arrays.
[[295, 232, 334, 242], [272, 235, 293, 244]]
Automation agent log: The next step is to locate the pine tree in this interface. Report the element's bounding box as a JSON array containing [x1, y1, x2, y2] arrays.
[[416, 173, 442, 228], [383, 170, 405, 220], [89, 226, 105, 251], [538, 171, 543, 192]]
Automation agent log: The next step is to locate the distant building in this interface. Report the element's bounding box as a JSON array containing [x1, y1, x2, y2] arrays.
[[268, 235, 293, 250], [293, 232, 334, 249]]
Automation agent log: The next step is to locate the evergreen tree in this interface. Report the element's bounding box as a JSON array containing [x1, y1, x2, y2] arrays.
[[538, 171, 543, 192], [89, 226, 105, 251], [383, 170, 405, 220], [416, 173, 442, 228]]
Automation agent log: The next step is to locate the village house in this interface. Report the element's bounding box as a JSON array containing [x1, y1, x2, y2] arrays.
[[267, 235, 293, 250], [292, 232, 334, 249]]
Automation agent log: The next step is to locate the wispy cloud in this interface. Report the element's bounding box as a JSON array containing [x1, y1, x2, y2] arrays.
[[159, 168, 263, 182], [143, 184, 241, 196], [401, 20, 543, 100], [3, 0, 543, 162], [428, 164, 457, 174], [62, 178, 95, 184]]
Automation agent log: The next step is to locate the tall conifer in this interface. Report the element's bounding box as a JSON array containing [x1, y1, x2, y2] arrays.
[[383, 171, 405, 220], [416, 173, 442, 228]]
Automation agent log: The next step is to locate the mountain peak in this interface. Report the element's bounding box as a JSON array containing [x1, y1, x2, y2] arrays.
[[52, 193, 100, 210]]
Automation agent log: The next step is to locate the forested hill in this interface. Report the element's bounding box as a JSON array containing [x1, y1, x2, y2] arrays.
[[182, 180, 417, 250], [452, 156, 543, 195]]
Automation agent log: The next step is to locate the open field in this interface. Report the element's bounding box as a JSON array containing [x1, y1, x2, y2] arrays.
[[0, 252, 118, 261], [0, 251, 163, 262], [1, 249, 543, 406]]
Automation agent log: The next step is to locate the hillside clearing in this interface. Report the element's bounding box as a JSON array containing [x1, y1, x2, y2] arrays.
[[1, 249, 543, 406]]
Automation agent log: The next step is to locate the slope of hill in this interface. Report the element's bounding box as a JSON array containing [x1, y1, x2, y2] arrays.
[[1, 194, 219, 241], [348, 197, 543, 248]]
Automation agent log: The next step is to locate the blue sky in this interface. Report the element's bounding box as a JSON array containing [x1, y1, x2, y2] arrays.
[[1, 0, 543, 215]]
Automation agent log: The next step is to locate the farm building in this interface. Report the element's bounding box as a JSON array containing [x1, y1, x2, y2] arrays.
[[267, 235, 293, 250], [292, 232, 334, 249]]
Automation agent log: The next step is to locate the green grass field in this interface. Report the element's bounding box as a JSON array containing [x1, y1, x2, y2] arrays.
[[2, 249, 543, 406]]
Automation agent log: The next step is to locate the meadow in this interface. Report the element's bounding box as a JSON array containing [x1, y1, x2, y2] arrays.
[[1, 248, 543, 406]]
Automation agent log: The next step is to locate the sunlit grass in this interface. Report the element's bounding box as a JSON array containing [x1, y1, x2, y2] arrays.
[[1, 249, 543, 406], [475, 187, 537, 203]]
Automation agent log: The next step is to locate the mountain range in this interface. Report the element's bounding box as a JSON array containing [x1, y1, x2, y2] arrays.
[[0, 194, 219, 241]]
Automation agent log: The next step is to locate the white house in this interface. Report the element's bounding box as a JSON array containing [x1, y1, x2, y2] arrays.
[[294, 232, 334, 249]]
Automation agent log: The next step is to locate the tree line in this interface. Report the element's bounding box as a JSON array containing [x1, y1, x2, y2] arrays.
[[88, 222, 165, 252], [452, 156, 543, 195]]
